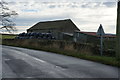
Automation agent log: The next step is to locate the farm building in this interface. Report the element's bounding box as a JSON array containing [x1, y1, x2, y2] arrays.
[[27, 19, 80, 40], [73, 30, 116, 53], [73, 24, 116, 44], [73, 31, 116, 44]]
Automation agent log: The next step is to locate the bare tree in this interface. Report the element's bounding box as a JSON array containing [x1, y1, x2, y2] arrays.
[[0, 0, 18, 33]]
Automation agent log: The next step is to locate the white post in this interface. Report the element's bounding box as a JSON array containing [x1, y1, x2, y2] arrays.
[[100, 35, 103, 56]]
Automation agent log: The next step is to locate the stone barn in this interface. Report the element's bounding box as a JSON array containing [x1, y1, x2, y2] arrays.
[[27, 19, 80, 40]]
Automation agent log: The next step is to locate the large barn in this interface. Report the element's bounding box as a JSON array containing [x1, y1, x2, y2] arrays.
[[27, 19, 80, 40]]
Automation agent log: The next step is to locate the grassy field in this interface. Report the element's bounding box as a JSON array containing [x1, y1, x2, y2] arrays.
[[2, 39, 119, 67], [0, 34, 17, 39]]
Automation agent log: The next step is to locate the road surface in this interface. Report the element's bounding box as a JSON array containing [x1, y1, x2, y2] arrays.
[[1, 45, 119, 78]]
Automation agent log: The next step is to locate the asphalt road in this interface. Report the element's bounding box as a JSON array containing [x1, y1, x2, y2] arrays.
[[2, 45, 119, 78]]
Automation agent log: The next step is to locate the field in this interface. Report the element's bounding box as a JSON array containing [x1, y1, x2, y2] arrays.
[[0, 34, 17, 39]]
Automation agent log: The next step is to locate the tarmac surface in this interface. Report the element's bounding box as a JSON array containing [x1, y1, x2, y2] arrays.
[[1, 45, 119, 78]]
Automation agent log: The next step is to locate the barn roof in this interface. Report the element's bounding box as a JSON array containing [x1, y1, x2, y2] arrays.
[[75, 31, 116, 38], [27, 19, 80, 33]]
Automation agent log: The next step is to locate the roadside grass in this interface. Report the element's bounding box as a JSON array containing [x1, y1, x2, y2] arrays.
[[2, 39, 119, 67], [25, 48, 120, 67]]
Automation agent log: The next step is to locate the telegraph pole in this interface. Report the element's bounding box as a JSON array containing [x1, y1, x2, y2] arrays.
[[116, 1, 120, 60]]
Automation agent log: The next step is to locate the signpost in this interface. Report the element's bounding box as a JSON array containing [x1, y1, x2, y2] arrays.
[[97, 24, 105, 56]]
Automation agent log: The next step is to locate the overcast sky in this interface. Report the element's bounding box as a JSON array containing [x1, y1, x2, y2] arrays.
[[1, 0, 118, 34]]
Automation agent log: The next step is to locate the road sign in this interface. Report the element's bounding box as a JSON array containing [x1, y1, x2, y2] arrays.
[[97, 24, 105, 36], [97, 24, 105, 56]]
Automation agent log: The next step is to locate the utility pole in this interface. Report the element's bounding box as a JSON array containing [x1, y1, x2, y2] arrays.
[[116, 1, 120, 60]]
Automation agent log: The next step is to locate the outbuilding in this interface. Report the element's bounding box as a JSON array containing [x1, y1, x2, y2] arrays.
[[27, 19, 80, 40]]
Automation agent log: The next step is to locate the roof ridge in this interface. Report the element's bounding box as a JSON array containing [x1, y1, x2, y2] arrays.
[[38, 19, 71, 23]]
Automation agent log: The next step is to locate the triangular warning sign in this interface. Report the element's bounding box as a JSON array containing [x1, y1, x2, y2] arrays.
[[97, 24, 105, 36]]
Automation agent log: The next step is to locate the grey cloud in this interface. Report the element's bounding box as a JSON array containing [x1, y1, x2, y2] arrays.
[[8, 2, 16, 5], [81, 2, 101, 8], [102, 2, 116, 7], [80, 2, 116, 8], [81, 4, 88, 8], [4, 0, 117, 3], [19, 2, 29, 4], [8, 2, 29, 7], [39, 2, 80, 9], [49, 5, 56, 8], [71, 5, 78, 8], [68, 3, 78, 8]]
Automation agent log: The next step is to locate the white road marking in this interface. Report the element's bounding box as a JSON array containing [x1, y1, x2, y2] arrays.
[[55, 66, 66, 70], [26, 77, 34, 78], [32, 57, 46, 63], [4, 59, 11, 61], [15, 51, 47, 63]]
